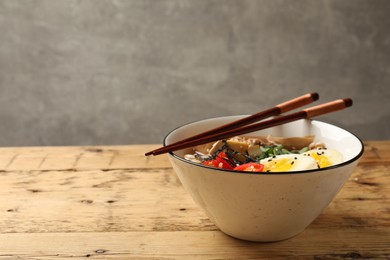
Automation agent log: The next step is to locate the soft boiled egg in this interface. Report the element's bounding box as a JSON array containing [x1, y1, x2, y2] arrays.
[[303, 149, 344, 169], [259, 154, 317, 172]]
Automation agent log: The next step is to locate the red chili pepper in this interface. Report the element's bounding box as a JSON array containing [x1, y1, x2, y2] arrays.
[[202, 160, 220, 168], [216, 152, 231, 162], [233, 162, 265, 172], [202, 152, 234, 170]]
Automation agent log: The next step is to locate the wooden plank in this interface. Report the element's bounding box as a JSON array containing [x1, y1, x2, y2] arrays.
[[0, 163, 388, 233], [0, 141, 388, 172], [360, 141, 390, 164], [0, 168, 213, 233], [0, 145, 171, 171], [0, 229, 389, 259], [0, 154, 16, 169]]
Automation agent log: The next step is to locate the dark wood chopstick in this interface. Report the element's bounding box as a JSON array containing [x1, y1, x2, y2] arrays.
[[148, 98, 352, 156], [145, 93, 319, 156]]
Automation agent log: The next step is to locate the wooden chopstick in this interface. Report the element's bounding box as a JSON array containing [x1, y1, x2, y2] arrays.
[[145, 93, 319, 156], [147, 98, 352, 156]]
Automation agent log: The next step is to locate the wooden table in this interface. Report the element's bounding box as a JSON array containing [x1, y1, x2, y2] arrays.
[[0, 141, 389, 259]]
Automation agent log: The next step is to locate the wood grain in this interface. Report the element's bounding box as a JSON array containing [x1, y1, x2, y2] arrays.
[[0, 145, 171, 171], [1, 229, 389, 259], [0, 141, 389, 259]]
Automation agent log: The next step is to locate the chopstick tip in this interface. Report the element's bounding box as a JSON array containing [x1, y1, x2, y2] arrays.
[[343, 98, 353, 107], [145, 151, 154, 156], [310, 92, 319, 101]]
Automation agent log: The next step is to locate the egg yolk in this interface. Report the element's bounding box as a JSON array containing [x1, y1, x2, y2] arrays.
[[309, 152, 332, 168], [264, 158, 293, 172]]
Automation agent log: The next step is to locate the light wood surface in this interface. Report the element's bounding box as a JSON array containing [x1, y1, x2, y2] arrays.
[[0, 141, 389, 259]]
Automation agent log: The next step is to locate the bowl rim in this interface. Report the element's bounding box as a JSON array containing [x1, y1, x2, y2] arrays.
[[163, 116, 365, 175]]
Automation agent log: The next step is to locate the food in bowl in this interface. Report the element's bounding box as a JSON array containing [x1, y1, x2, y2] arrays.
[[183, 135, 344, 172], [165, 116, 364, 242]]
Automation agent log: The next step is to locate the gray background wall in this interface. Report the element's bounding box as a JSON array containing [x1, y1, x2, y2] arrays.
[[0, 0, 389, 146]]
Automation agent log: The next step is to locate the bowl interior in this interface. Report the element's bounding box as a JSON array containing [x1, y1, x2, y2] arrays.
[[164, 116, 363, 168]]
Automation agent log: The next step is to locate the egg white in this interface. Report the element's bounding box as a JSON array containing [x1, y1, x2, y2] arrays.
[[303, 149, 344, 169], [259, 154, 317, 172]]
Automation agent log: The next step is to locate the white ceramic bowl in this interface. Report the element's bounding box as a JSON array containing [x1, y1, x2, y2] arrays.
[[164, 116, 364, 242]]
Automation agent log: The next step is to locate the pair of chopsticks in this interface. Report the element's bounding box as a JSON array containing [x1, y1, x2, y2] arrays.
[[145, 93, 352, 156]]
